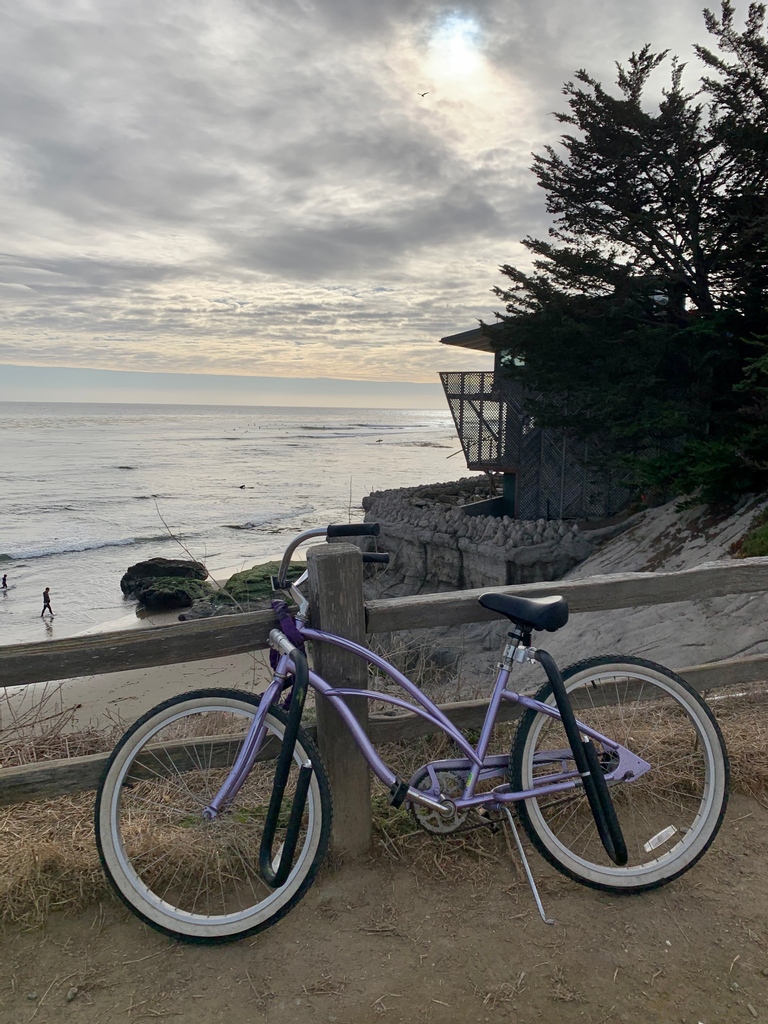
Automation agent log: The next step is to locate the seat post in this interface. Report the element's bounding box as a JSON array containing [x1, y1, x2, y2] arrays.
[[508, 625, 531, 647], [501, 625, 532, 671]]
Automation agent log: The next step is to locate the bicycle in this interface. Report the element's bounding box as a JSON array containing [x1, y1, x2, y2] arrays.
[[95, 523, 730, 943]]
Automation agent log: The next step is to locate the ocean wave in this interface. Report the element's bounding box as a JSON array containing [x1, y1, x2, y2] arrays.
[[224, 504, 314, 532], [0, 533, 175, 561], [293, 432, 382, 440], [299, 423, 414, 432], [298, 423, 405, 433]]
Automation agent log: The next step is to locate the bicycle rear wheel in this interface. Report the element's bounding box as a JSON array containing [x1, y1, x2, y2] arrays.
[[510, 657, 729, 892], [95, 688, 332, 943]]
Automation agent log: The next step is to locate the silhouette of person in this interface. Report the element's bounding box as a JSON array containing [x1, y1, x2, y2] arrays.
[[1, 574, 6, 589], [41, 587, 54, 618]]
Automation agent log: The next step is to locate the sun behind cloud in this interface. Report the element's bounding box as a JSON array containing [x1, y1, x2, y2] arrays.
[[427, 13, 485, 80]]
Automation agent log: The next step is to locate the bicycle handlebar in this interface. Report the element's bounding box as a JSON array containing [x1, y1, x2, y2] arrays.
[[327, 523, 380, 538], [274, 522, 384, 589]]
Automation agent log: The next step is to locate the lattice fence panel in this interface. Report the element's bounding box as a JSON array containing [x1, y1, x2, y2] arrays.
[[440, 372, 520, 471]]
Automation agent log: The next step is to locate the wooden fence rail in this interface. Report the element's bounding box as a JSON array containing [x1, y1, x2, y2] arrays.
[[1, 551, 767, 851], [3, 557, 768, 689]]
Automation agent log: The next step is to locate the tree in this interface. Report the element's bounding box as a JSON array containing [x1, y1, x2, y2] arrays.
[[490, 3, 768, 503], [695, 3, 768, 326]]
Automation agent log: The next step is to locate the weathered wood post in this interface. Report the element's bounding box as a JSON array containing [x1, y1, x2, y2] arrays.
[[306, 542, 372, 856]]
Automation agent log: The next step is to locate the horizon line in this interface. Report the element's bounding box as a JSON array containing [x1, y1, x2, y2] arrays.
[[0, 363, 450, 409]]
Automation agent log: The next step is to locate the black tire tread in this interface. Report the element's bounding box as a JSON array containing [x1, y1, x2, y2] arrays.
[[95, 687, 333, 944], [510, 656, 729, 894]]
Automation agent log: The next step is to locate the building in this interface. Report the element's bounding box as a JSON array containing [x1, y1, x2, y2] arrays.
[[439, 324, 638, 520]]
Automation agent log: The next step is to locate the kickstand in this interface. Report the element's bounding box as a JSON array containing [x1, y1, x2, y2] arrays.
[[501, 807, 555, 926]]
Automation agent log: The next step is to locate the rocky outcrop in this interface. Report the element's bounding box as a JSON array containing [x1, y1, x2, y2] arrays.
[[121, 557, 210, 611], [132, 577, 212, 611], [121, 557, 208, 596], [362, 477, 596, 592], [178, 562, 306, 620], [386, 492, 768, 701]]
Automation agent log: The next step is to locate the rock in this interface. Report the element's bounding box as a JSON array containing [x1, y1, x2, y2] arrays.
[[121, 557, 207, 597], [179, 561, 306, 620], [178, 598, 222, 620], [216, 561, 305, 608], [133, 576, 212, 611]]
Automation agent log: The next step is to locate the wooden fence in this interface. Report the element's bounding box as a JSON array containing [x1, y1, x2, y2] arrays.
[[2, 547, 768, 855]]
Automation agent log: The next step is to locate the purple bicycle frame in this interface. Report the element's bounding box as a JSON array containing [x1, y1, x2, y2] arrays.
[[205, 622, 650, 819]]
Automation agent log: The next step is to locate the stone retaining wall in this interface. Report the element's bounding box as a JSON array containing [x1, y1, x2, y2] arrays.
[[361, 477, 595, 592]]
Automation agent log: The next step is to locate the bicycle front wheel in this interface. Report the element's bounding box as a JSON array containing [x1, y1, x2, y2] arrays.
[[510, 657, 729, 892], [95, 688, 332, 943]]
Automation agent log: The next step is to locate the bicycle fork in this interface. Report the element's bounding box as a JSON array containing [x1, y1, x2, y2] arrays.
[[535, 649, 628, 867], [258, 642, 313, 888], [202, 631, 314, 890]]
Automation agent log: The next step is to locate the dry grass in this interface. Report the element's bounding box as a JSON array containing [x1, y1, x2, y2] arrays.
[[0, 683, 766, 926], [709, 687, 768, 798], [0, 682, 122, 769], [0, 793, 107, 924], [367, 625, 481, 708], [0, 682, 124, 924]]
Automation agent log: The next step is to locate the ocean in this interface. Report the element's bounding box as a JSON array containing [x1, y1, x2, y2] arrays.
[[1, 401, 466, 647]]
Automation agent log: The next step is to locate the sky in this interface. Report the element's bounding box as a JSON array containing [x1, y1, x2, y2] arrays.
[[0, 0, 753, 406]]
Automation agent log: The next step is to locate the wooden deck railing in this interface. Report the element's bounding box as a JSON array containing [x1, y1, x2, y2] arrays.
[[1, 549, 767, 853]]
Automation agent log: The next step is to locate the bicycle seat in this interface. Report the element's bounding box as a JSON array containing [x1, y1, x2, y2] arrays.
[[478, 593, 568, 633]]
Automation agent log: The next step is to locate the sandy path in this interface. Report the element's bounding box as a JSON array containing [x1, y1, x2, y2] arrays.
[[1, 792, 766, 1024]]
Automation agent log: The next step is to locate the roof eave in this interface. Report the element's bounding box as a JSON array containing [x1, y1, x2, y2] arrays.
[[439, 322, 504, 353]]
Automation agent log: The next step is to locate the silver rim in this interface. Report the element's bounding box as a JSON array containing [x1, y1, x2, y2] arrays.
[[519, 663, 726, 887], [98, 696, 324, 938]]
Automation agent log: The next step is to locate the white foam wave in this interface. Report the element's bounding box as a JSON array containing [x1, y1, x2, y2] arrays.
[[225, 504, 314, 531], [1, 534, 170, 560]]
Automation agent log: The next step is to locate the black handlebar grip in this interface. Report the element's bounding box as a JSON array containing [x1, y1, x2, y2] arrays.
[[362, 552, 390, 564], [326, 523, 380, 538]]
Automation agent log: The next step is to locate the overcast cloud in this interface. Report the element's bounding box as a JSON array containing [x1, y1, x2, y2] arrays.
[[0, 0, 750, 386]]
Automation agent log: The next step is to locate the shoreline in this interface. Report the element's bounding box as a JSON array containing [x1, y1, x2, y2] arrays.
[[17, 582, 276, 732], [71, 561, 278, 637]]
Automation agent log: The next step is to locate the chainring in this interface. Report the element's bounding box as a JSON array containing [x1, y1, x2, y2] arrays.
[[410, 770, 470, 834]]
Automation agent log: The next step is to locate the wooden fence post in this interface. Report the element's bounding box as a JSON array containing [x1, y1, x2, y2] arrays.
[[307, 542, 372, 856]]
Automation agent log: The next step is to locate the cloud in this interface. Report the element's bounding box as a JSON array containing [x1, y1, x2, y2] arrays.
[[0, 0, 751, 389]]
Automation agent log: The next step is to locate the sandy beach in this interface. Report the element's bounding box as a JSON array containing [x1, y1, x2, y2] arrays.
[[15, 605, 275, 732]]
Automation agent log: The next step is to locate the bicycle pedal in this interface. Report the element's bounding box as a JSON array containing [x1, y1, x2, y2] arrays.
[[389, 779, 409, 808]]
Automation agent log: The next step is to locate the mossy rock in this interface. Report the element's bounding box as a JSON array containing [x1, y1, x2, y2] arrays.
[[121, 557, 208, 597], [134, 576, 213, 611], [212, 561, 306, 610]]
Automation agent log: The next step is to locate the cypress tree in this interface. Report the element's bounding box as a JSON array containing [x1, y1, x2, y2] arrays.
[[491, 3, 768, 503]]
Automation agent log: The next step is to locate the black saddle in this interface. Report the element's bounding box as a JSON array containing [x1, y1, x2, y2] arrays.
[[478, 593, 568, 633]]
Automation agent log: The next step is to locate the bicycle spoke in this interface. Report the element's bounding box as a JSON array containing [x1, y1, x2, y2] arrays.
[[97, 692, 330, 940], [513, 659, 726, 889]]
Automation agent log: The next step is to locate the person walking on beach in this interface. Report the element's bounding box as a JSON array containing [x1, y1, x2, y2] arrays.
[[1, 574, 6, 589], [41, 587, 54, 618]]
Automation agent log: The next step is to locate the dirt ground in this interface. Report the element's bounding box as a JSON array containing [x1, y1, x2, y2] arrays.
[[0, 792, 766, 1024]]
